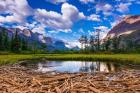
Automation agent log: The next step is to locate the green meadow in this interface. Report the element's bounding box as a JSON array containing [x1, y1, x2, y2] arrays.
[[0, 54, 140, 65]]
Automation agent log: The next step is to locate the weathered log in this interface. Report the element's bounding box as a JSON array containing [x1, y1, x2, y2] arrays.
[[89, 86, 102, 93], [55, 87, 61, 93]]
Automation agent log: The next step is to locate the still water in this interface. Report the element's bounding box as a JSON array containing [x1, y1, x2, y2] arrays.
[[21, 61, 140, 73]]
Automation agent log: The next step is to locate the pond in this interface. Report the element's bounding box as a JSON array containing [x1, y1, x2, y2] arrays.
[[20, 60, 140, 74]]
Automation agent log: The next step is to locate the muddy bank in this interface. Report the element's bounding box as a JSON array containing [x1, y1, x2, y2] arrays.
[[0, 64, 140, 93]]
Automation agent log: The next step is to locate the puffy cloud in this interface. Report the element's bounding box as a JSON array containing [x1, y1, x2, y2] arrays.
[[116, 3, 131, 13], [48, 29, 72, 33], [14, 22, 46, 35], [65, 40, 81, 48], [61, 3, 85, 21], [35, 9, 72, 31], [48, 30, 59, 34], [0, 15, 23, 23], [0, 0, 32, 23], [25, 22, 38, 29], [87, 14, 101, 22], [79, 0, 95, 4], [35, 3, 85, 31], [103, 4, 113, 11], [95, 4, 113, 16], [45, 0, 67, 4], [32, 24, 47, 35], [94, 26, 109, 32]]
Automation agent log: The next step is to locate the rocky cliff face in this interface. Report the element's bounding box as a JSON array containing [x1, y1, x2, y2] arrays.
[[107, 15, 140, 38]]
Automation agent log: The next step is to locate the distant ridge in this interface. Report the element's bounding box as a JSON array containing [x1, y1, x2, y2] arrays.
[[107, 15, 140, 38], [105, 15, 140, 46]]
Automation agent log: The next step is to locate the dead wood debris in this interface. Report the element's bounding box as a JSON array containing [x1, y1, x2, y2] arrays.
[[0, 65, 140, 93]]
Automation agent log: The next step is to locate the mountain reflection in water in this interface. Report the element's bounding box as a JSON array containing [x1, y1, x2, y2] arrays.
[[35, 61, 121, 73]]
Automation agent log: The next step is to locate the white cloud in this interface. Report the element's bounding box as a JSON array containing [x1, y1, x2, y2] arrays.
[[95, 4, 113, 16], [14, 21, 47, 35], [116, 3, 131, 13], [45, 0, 67, 4], [79, 0, 95, 4], [61, 3, 85, 21], [87, 14, 101, 22], [35, 3, 85, 32], [32, 24, 47, 35], [48, 30, 59, 34], [104, 4, 112, 11], [49, 29, 72, 33], [65, 40, 81, 48], [38, 35, 46, 43], [0, 0, 32, 23], [25, 22, 38, 29], [0, 15, 22, 23], [94, 26, 109, 32]]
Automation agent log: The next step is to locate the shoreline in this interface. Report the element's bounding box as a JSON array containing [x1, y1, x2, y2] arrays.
[[0, 54, 140, 65]]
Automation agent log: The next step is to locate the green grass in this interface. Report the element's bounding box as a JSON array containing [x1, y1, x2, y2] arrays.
[[44, 54, 140, 63], [0, 54, 46, 65], [0, 54, 140, 65]]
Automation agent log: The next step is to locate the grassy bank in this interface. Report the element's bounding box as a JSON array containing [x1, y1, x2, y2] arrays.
[[0, 54, 140, 65], [0, 54, 46, 65], [44, 54, 140, 63]]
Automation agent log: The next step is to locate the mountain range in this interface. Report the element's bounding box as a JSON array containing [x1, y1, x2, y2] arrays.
[[106, 15, 140, 45], [0, 26, 72, 51]]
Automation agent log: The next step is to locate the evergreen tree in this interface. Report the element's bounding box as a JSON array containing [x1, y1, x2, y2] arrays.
[[12, 29, 21, 52], [126, 39, 135, 51], [3, 29, 9, 50], [89, 35, 95, 51], [79, 35, 86, 50], [79, 35, 88, 51], [11, 34, 14, 51], [21, 38, 28, 51], [40, 43, 47, 50], [112, 37, 119, 51], [32, 41, 38, 54], [96, 29, 100, 51], [84, 35, 88, 50], [105, 37, 111, 51], [0, 28, 9, 51], [0, 31, 3, 50]]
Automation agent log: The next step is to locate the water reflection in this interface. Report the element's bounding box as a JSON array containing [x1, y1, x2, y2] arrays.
[[34, 61, 121, 73]]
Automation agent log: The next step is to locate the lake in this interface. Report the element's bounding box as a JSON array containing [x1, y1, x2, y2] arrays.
[[20, 60, 140, 74]]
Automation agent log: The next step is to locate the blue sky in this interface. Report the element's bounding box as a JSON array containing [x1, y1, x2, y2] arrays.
[[0, 0, 140, 47]]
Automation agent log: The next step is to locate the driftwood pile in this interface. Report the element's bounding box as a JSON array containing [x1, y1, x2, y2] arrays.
[[0, 65, 140, 93]]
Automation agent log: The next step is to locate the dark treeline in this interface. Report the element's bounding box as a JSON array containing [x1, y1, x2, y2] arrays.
[[79, 33, 140, 54], [0, 28, 47, 54]]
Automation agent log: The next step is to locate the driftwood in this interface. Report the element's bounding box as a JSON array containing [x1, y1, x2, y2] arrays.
[[0, 65, 140, 93]]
